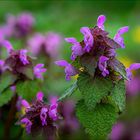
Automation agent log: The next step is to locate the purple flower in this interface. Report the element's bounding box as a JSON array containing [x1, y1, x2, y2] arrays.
[[80, 27, 94, 52], [97, 15, 106, 30], [18, 93, 61, 137], [65, 37, 84, 60], [33, 64, 47, 80], [109, 122, 124, 140], [49, 96, 58, 121], [55, 60, 78, 80], [126, 63, 140, 80], [114, 26, 129, 48], [19, 49, 29, 65], [36, 91, 44, 101], [21, 118, 32, 134], [40, 107, 48, 126], [98, 56, 109, 77]]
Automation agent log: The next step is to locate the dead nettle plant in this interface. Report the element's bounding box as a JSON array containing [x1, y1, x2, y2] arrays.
[[55, 15, 140, 139], [0, 14, 140, 140]]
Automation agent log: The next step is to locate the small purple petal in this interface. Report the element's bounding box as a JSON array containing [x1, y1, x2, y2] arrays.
[[21, 118, 32, 134], [114, 26, 129, 48], [33, 64, 47, 80], [21, 99, 30, 109], [65, 37, 77, 44], [55, 60, 78, 80], [36, 91, 44, 101], [97, 15, 106, 30], [40, 107, 48, 126], [98, 56, 109, 77], [107, 49, 116, 57], [71, 43, 84, 60], [64, 64, 78, 80], [55, 60, 69, 67], [80, 27, 94, 52], [19, 49, 29, 65], [49, 96, 58, 121], [65, 37, 84, 60]]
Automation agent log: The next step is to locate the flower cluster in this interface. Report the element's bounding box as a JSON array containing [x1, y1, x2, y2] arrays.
[[19, 92, 60, 138], [0, 39, 47, 80], [28, 32, 62, 58], [0, 13, 34, 38], [55, 15, 140, 82]]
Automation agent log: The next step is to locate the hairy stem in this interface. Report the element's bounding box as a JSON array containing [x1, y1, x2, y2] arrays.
[[3, 93, 18, 140]]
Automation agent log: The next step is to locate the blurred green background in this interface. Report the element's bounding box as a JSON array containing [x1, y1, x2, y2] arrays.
[[1, 0, 140, 139], [0, 0, 140, 61]]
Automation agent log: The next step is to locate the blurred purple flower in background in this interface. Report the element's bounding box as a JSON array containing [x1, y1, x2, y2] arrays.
[[0, 13, 34, 38], [126, 76, 140, 96], [59, 100, 79, 134], [109, 122, 125, 140], [28, 32, 62, 58], [109, 120, 140, 140], [126, 63, 140, 80], [55, 60, 78, 80]]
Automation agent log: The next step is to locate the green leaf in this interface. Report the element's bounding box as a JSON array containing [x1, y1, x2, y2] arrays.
[[0, 71, 16, 93], [0, 88, 14, 107], [16, 80, 40, 101], [80, 54, 97, 76], [76, 100, 117, 139], [111, 80, 126, 112], [77, 73, 113, 110], [108, 58, 128, 80], [58, 81, 78, 101]]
